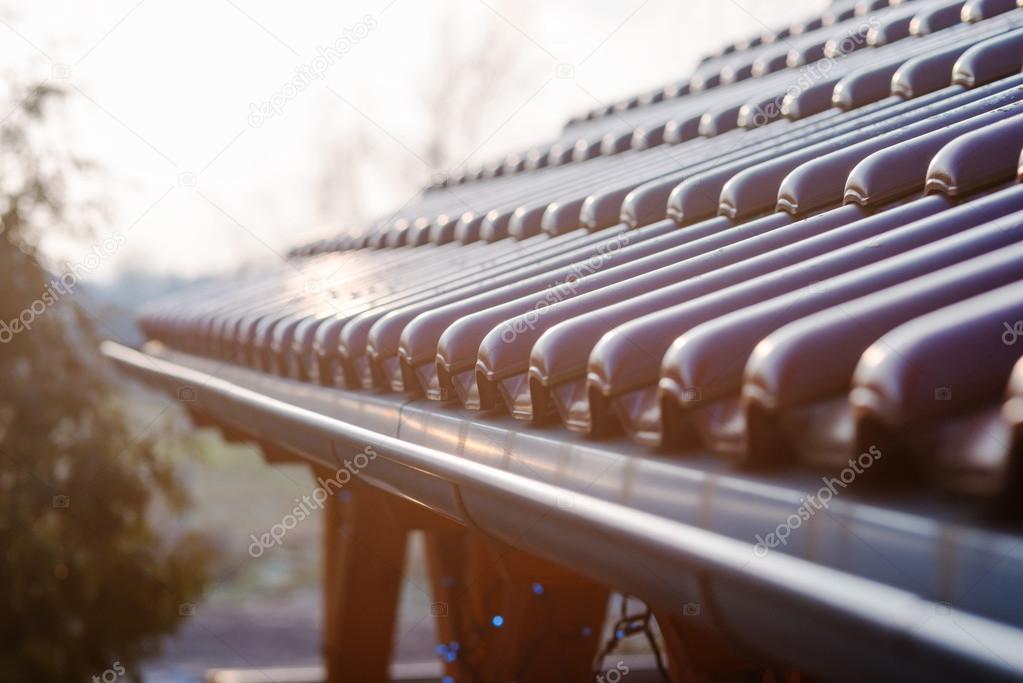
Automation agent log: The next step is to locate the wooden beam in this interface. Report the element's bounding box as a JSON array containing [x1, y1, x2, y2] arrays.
[[320, 477, 409, 682], [654, 609, 796, 682], [454, 537, 609, 682]]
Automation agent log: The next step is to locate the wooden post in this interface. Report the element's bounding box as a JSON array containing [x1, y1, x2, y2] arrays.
[[321, 481, 342, 679], [447, 536, 609, 682], [319, 475, 409, 682], [654, 609, 799, 682], [423, 528, 474, 681], [316, 463, 609, 683]]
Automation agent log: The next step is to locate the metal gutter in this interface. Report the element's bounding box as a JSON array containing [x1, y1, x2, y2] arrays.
[[102, 341, 1023, 682]]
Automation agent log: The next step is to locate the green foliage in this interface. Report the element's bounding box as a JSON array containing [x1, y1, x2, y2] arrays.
[[0, 84, 211, 681]]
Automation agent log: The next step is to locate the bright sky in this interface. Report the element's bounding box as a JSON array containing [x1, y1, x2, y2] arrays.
[[1, 0, 824, 283]]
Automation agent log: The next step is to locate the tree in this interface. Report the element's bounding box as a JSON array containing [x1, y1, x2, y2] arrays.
[[0, 83, 211, 682]]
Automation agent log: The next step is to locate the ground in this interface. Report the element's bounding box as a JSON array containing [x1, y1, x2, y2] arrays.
[[140, 428, 438, 682], [139, 425, 648, 682]]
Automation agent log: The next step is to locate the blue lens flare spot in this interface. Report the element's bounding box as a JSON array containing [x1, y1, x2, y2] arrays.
[[491, 614, 505, 628]]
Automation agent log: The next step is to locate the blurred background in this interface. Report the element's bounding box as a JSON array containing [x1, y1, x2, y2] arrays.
[[0, 1, 825, 680]]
